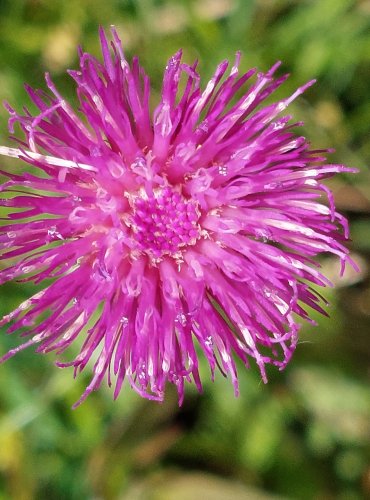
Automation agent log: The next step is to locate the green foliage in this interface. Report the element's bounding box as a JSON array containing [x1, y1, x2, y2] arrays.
[[0, 0, 369, 498]]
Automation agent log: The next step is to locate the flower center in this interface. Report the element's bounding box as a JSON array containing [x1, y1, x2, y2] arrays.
[[128, 186, 201, 260]]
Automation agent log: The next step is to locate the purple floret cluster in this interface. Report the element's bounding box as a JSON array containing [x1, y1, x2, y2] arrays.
[[0, 28, 356, 406]]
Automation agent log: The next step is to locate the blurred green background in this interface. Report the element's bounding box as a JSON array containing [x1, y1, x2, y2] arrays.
[[0, 0, 369, 498]]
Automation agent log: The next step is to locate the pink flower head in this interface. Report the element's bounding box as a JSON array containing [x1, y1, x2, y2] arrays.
[[0, 28, 356, 407]]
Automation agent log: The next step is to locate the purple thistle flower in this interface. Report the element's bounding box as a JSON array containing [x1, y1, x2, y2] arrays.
[[0, 28, 356, 407]]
